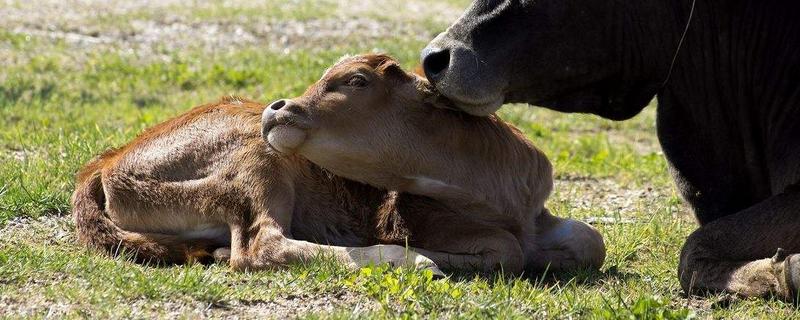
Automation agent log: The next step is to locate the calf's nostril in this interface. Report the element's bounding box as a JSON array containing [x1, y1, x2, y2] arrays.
[[422, 48, 451, 81], [268, 99, 286, 111]]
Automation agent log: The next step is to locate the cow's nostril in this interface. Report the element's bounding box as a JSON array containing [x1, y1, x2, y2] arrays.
[[422, 48, 450, 82], [268, 99, 286, 111]]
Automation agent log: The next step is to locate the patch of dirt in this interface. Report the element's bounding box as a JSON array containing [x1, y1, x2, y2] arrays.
[[0, 286, 75, 318], [2, 0, 464, 55], [215, 291, 377, 318], [115, 290, 376, 318], [0, 215, 74, 245], [0, 215, 378, 318], [0, 284, 375, 318], [0, 146, 32, 162], [552, 176, 690, 222]]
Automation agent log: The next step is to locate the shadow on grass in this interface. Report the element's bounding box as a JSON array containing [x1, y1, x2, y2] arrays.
[[444, 264, 639, 289]]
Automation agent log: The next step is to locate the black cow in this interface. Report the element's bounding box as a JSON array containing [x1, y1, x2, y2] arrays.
[[422, 0, 800, 300]]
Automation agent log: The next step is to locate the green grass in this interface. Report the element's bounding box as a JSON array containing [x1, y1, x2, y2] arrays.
[[1, 0, 797, 318]]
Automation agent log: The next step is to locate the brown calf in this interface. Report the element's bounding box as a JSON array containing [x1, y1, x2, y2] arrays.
[[72, 54, 605, 274]]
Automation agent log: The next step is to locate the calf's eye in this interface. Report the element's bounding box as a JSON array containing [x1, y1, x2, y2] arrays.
[[346, 74, 368, 87]]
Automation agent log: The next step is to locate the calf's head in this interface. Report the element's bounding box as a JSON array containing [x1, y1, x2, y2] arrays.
[[262, 54, 456, 187]]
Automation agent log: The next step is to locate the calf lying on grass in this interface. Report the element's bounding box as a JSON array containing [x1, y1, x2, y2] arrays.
[[72, 54, 605, 274]]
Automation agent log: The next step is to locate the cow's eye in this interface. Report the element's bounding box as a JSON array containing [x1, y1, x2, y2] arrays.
[[345, 74, 368, 87]]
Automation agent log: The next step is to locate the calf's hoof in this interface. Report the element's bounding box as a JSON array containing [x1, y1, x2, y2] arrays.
[[350, 245, 444, 277], [213, 247, 232, 263]]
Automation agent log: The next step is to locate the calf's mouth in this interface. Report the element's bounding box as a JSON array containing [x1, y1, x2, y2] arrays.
[[261, 99, 311, 154]]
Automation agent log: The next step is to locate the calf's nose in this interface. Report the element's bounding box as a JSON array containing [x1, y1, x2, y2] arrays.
[[262, 99, 287, 139], [263, 99, 290, 121], [421, 46, 451, 84], [262, 99, 306, 140]]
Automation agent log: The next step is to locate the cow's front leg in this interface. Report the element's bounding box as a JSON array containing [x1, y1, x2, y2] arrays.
[[678, 186, 800, 300]]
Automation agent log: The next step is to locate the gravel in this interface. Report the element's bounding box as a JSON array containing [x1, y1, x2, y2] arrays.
[[1, 0, 465, 54], [0, 214, 378, 318], [553, 176, 687, 223]]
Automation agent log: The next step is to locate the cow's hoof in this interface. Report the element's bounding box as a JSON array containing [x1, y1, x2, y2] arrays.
[[774, 249, 800, 302], [784, 254, 800, 301]]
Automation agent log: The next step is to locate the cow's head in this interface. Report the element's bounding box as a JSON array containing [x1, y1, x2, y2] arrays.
[[422, 0, 669, 120]]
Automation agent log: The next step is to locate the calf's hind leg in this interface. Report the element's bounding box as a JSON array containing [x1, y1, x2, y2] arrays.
[[678, 186, 800, 300], [412, 233, 524, 274], [406, 220, 526, 274]]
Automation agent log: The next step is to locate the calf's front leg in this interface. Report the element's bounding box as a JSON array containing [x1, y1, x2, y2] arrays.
[[225, 214, 441, 274]]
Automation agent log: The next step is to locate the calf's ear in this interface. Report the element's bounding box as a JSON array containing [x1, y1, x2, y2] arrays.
[[377, 60, 413, 83], [414, 76, 458, 111], [412, 64, 425, 77]]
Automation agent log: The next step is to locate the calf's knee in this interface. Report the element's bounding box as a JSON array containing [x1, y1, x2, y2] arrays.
[[566, 219, 606, 269], [526, 217, 606, 271]]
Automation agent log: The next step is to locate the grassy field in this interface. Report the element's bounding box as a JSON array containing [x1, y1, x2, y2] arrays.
[[0, 0, 796, 318]]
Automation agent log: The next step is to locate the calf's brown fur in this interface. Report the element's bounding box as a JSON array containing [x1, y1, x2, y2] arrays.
[[72, 97, 436, 270], [72, 54, 605, 273]]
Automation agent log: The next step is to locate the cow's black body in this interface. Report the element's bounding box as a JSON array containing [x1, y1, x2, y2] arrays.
[[423, 0, 800, 299]]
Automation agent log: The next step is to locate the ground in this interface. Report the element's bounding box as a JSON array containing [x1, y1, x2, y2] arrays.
[[0, 0, 796, 318]]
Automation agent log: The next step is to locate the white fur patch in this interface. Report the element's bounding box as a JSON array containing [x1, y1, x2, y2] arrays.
[[180, 225, 230, 244], [403, 175, 465, 198], [402, 175, 491, 210]]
